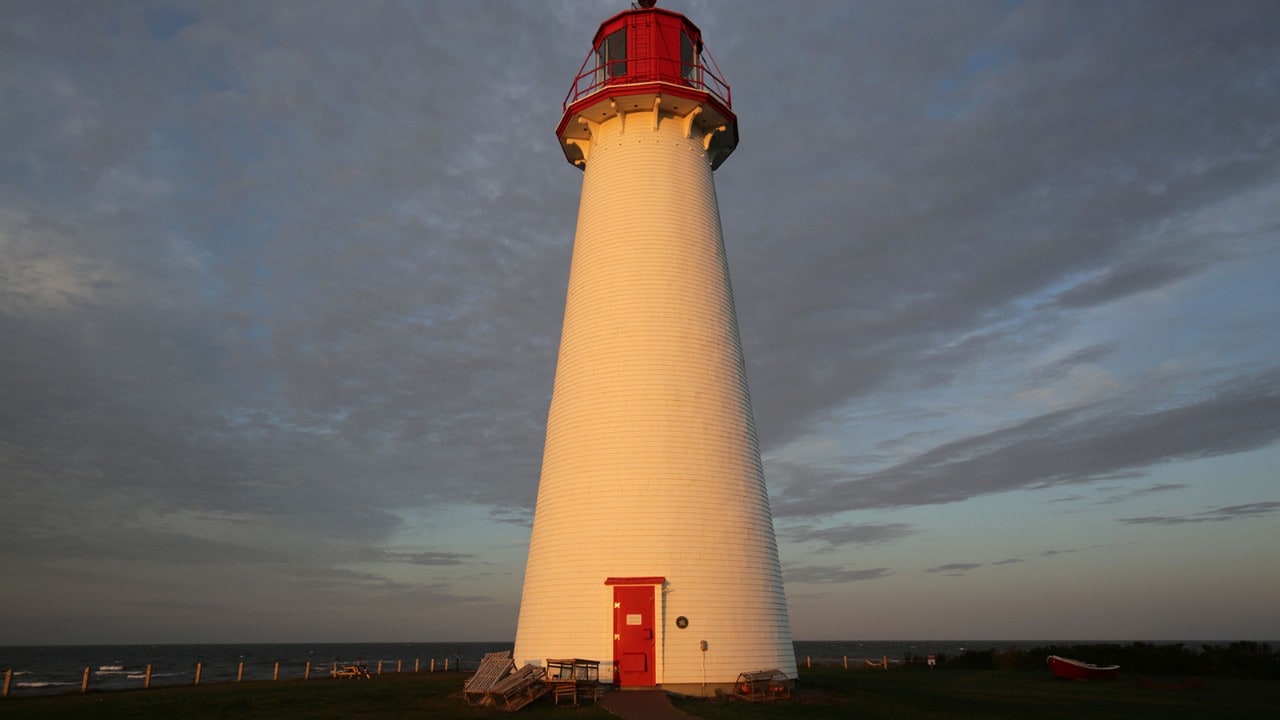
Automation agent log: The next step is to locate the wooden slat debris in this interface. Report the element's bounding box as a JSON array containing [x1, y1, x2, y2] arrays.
[[334, 663, 372, 679], [484, 663, 550, 711], [733, 669, 791, 701]]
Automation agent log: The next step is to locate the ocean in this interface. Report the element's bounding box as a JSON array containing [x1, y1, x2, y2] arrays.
[[0, 640, 1238, 697]]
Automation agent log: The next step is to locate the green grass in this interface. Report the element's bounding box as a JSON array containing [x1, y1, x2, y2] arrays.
[[2, 667, 1274, 719]]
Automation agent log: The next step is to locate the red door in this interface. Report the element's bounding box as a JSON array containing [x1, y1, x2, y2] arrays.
[[612, 584, 656, 687]]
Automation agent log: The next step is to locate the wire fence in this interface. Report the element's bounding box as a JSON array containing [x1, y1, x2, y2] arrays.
[[2, 654, 474, 698]]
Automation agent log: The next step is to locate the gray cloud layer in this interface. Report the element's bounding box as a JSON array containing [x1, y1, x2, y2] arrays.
[[1120, 502, 1280, 526], [2, 1, 1278, 640], [775, 370, 1280, 516]]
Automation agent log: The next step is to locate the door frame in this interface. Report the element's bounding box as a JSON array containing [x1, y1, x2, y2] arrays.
[[605, 576, 665, 687]]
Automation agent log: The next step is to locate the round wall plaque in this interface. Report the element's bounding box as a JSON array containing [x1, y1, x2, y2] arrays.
[[675, 615, 689, 629]]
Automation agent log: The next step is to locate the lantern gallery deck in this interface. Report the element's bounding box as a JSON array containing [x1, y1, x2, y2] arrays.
[[553, 2, 737, 170]]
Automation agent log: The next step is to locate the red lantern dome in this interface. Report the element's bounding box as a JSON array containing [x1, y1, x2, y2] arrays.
[[556, 1, 738, 170]]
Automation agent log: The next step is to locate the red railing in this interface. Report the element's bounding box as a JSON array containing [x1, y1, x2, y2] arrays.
[[562, 44, 732, 112]]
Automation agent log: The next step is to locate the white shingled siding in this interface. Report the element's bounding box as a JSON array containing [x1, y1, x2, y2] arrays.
[[514, 105, 795, 687]]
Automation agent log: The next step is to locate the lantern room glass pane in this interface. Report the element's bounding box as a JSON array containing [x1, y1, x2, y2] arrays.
[[680, 32, 699, 84], [596, 28, 627, 83]]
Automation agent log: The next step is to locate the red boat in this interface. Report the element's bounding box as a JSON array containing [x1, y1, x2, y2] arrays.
[[1046, 655, 1120, 681]]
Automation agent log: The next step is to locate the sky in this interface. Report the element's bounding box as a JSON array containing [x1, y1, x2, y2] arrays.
[[2, 0, 1278, 646]]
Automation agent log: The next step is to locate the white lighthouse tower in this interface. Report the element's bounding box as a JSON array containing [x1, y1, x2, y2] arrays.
[[514, 1, 795, 694]]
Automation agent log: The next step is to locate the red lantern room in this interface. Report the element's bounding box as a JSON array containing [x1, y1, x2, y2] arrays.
[[556, 0, 738, 170]]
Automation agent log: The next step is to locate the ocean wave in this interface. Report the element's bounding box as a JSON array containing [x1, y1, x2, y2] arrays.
[[17, 681, 76, 688], [98, 665, 124, 671]]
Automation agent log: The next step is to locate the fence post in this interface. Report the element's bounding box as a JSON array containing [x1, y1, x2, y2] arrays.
[[445, 657, 450, 672], [305, 661, 311, 680], [273, 662, 280, 681], [80, 666, 89, 694], [332, 661, 337, 678], [806, 656, 811, 669], [144, 664, 152, 689], [5, 668, 13, 697], [377, 660, 383, 675], [415, 658, 420, 673], [430, 658, 435, 673], [397, 659, 402, 673], [195, 662, 202, 685], [844, 656, 848, 670], [237, 662, 244, 682]]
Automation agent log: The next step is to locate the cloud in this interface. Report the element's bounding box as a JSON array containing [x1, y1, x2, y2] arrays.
[[1096, 483, 1188, 505], [1026, 344, 1116, 385], [490, 507, 535, 528], [1054, 260, 1205, 309], [782, 522, 916, 550], [285, 566, 411, 591], [924, 563, 982, 576], [774, 370, 1280, 517], [1119, 501, 1280, 526], [1040, 548, 1090, 558], [991, 558, 1023, 566], [378, 550, 478, 567], [785, 565, 894, 585]]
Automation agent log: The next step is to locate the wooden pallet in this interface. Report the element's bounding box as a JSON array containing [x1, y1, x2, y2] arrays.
[[463, 651, 513, 705]]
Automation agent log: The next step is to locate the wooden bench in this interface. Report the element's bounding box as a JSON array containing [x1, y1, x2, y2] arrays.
[[546, 658, 602, 706]]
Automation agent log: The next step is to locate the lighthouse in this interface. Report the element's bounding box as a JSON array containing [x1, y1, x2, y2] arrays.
[[514, 0, 796, 695]]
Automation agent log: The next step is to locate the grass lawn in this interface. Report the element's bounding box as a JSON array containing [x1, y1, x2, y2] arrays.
[[0, 672, 612, 720], [2, 667, 1274, 719]]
